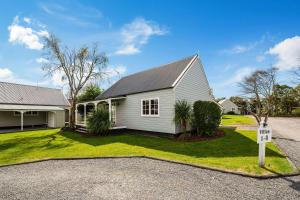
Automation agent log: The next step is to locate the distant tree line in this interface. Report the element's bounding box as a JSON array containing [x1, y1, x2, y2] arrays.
[[226, 83, 300, 118], [217, 67, 300, 124]]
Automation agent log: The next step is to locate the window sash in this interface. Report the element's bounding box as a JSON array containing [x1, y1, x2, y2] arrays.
[[141, 98, 159, 116]]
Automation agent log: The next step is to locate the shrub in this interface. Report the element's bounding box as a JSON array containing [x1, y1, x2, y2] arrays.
[[87, 108, 111, 135], [193, 101, 222, 135], [173, 100, 192, 134]]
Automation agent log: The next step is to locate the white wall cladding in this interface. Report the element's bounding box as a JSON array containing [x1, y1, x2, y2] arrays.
[[174, 59, 213, 133], [54, 110, 65, 128], [175, 58, 213, 103], [116, 89, 176, 134]]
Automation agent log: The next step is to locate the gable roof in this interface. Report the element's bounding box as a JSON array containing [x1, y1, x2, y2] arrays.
[[218, 99, 237, 107], [0, 82, 70, 106], [97, 54, 198, 100], [218, 99, 227, 104]]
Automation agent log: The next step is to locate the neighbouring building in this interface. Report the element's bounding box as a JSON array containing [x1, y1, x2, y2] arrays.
[[218, 99, 240, 114], [0, 82, 70, 131]]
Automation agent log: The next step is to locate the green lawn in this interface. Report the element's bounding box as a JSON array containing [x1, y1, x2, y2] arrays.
[[221, 114, 257, 126], [0, 128, 293, 175]]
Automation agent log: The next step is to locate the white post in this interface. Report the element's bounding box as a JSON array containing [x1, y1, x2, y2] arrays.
[[258, 142, 265, 167], [20, 111, 24, 131], [68, 108, 71, 124], [108, 99, 112, 122], [75, 105, 78, 126], [84, 104, 87, 126], [94, 102, 98, 111]]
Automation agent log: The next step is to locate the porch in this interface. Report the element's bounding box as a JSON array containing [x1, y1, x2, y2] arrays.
[[75, 97, 126, 129]]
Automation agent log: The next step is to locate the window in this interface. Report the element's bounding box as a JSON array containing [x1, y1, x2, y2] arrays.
[[14, 111, 21, 116], [14, 111, 39, 117], [141, 98, 159, 116], [111, 103, 117, 125]]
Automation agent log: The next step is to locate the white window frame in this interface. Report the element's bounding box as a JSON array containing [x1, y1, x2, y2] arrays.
[[111, 102, 117, 125], [14, 111, 39, 117], [141, 97, 159, 117], [13, 111, 21, 116]]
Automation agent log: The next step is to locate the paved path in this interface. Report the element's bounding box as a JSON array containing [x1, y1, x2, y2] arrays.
[[0, 158, 299, 200], [268, 117, 300, 141], [268, 117, 300, 168]]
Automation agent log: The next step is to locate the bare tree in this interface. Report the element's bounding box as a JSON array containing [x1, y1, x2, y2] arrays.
[[238, 68, 277, 125], [42, 34, 108, 128], [293, 57, 300, 83], [294, 68, 300, 83]]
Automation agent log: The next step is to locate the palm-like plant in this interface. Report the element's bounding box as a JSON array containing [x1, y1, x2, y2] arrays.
[[173, 100, 192, 134], [87, 108, 111, 135]]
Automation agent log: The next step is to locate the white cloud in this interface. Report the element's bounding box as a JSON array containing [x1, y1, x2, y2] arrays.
[[36, 30, 49, 38], [40, 2, 102, 27], [222, 44, 256, 54], [115, 45, 140, 55], [105, 65, 127, 78], [225, 67, 256, 85], [221, 34, 273, 55], [0, 67, 38, 85], [231, 45, 249, 54], [51, 70, 68, 87], [36, 57, 49, 63], [268, 36, 300, 71], [115, 17, 167, 55], [0, 68, 13, 79], [23, 17, 31, 24], [8, 16, 48, 50]]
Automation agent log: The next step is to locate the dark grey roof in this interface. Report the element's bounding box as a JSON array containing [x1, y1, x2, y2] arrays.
[[0, 82, 70, 106], [97, 55, 197, 100]]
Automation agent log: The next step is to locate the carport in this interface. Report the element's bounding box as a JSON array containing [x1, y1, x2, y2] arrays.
[[0, 104, 65, 131]]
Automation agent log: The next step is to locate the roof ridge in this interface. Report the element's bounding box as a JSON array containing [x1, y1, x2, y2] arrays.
[[0, 81, 62, 91], [96, 54, 199, 100], [122, 54, 197, 80]]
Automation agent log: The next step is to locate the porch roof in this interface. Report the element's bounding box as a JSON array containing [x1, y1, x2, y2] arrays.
[[76, 96, 126, 106], [0, 104, 64, 111]]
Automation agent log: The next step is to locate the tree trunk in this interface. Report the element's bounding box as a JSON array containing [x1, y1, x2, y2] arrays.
[[70, 100, 77, 129]]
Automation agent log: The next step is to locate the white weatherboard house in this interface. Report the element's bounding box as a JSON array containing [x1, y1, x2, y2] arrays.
[[218, 99, 240, 114], [76, 54, 213, 134], [0, 82, 70, 131]]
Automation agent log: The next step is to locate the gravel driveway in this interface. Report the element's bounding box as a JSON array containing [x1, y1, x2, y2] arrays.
[[0, 158, 299, 200], [268, 117, 300, 167]]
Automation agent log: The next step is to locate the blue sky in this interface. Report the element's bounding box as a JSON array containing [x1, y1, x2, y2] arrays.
[[1, 0, 300, 98]]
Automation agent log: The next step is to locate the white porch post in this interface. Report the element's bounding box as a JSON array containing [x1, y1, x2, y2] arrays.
[[108, 99, 112, 122], [75, 105, 78, 126], [20, 111, 24, 131], [68, 108, 71, 124], [84, 103, 87, 126], [94, 102, 98, 111]]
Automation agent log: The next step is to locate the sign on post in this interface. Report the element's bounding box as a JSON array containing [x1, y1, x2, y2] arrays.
[[257, 124, 272, 167], [257, 126, 272, 144]]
